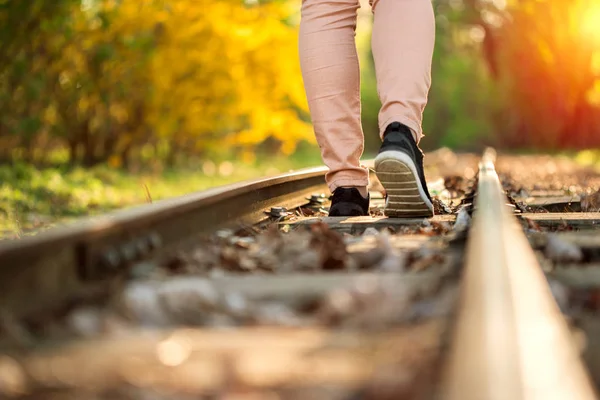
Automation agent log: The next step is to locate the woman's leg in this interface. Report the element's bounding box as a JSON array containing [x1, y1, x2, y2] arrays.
[[299, 0, 369, 194], [371, 0, 435, 143], [371, 0, 436, 217]]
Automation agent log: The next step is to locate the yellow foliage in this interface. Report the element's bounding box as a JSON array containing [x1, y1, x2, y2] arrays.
[[108, 0, 314, 151], [3, 0, 313, 165], [587, 80, 600, 106]]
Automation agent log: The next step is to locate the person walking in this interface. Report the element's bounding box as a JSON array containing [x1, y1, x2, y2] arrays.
[[299, 0, 435, 217]]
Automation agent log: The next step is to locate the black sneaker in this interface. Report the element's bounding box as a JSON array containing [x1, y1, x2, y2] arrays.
[[374, 122, 434, 218], [328, 187, 370, 217]]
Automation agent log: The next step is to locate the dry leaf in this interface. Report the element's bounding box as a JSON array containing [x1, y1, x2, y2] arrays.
[[524, 217, 542, 232], [310, 222, 348, 270], [581, 189, 600, 212]]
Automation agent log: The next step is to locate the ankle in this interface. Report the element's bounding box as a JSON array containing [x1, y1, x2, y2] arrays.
[[384, 122, 418, 144], [341, 186, 368, 198]]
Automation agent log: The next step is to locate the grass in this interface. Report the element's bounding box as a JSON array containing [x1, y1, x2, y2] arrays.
[[0, 152, 323, 239], [573, 149, 600, 169]]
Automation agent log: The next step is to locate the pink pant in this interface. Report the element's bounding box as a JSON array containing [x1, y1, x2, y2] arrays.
[[299, 0, 435, 192]]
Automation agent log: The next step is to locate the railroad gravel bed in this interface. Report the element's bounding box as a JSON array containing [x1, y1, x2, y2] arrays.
[[499, 154, 600, 389], [1, 152, 599, 399]]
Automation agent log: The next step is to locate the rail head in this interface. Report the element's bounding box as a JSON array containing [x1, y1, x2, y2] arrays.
[[441, 148, 597, 399], [0, 166, 330, 320]]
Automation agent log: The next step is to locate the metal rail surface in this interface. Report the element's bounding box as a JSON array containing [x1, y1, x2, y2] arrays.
[[0, 166, 329, 320], [440, 149, 597, 400]]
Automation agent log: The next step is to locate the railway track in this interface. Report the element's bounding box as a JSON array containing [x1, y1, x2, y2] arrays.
[[0, 149, 599, 399]]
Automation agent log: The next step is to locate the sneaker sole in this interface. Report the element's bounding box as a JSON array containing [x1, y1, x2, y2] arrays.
[[374, 150, 434, 218]]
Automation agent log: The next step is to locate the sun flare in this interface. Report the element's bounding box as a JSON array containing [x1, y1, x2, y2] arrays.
[[581, 2, 600, 42]]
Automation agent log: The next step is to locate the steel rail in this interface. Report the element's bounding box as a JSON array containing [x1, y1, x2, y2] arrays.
[[0, 166, 330, 321], [440, 149, 597, 399]]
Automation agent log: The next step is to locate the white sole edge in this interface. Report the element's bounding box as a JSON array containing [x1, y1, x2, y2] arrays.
[[374, 150, 434, 217]]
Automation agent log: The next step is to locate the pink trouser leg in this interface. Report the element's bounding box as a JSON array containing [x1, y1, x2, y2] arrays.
[[299, 0, 435, 192], [371, 0, 435, 142], [299, 0, 369, 192]]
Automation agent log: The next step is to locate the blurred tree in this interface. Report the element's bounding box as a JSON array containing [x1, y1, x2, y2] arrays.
[[498, 0, 600, 149], [428, 0, 600, 150], [1, 0, 599, 169], [421, 0, 504, 151], [0, 0, 76, 162], [363, 0, 600, 152], [0, 0, 312, 167]]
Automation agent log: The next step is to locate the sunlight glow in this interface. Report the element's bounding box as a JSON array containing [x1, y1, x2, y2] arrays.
[[581, 3, 600, 42]]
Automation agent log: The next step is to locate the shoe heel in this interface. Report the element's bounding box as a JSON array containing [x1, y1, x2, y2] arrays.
[[375, 152, 434, 218]]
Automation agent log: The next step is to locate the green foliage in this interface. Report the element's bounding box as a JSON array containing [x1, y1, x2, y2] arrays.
[[423, 44, 503, 150]]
